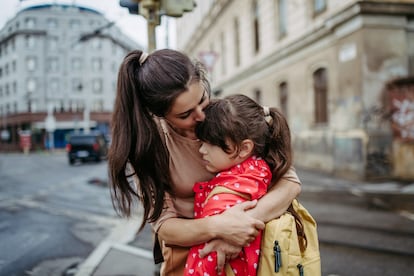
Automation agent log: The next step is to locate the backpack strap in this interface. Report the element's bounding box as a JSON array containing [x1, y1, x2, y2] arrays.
[[205, 186, 251, 203]]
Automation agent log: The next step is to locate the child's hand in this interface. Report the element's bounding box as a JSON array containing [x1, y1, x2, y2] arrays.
[[199, 239, 241, 275]]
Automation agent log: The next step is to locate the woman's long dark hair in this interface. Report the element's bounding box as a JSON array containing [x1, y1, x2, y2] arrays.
[[108, 49, 209, 231], [195, 94, 292, 185]]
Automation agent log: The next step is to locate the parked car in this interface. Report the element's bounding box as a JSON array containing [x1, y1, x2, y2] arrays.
[[66, 132, 108, 165]]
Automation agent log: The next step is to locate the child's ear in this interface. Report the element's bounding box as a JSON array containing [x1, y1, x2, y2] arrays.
[[238, 139, 254, 158]]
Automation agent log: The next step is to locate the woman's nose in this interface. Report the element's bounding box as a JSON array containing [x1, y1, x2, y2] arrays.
[[194, 106, 205, 122]]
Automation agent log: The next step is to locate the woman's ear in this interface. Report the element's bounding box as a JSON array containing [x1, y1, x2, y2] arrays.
[[238, 139, 254, 158]]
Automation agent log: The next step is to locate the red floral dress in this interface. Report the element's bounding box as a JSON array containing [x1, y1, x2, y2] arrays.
[[184, 156, 271, 276]]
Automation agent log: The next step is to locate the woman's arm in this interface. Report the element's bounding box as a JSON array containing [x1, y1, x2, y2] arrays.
[[247, 177, 301, 222], [157, 200, 264, 247], [158, 168, 300, 247]]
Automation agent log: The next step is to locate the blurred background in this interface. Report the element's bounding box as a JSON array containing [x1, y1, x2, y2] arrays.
[[0, 1, 414, 276]]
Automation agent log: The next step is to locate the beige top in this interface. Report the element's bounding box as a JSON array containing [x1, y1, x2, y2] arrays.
[[151, 118, 301, 232]]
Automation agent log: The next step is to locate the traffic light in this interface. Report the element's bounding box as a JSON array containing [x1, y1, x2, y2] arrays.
[[161, 0, 196, 17], [119, 0, 139, 15]]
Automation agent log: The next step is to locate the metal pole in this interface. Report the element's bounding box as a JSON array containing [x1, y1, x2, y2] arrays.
[[147, 6, 158, 52], [147, 21, 156, 52]]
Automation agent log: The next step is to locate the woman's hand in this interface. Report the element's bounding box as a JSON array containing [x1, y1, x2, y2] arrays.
[[210, 200, 265, 247], [199, 239, 242, 275]]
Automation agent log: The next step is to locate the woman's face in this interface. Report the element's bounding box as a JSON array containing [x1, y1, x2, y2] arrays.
[[164, 81, 209, 136]]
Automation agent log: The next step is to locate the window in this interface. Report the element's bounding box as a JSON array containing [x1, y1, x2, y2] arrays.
[[279, 82, 288, 118], [313, 0, 327, 15], [72, 58, 82, 70], [49, 79, 60, 96], [25, 18, 36, 28], [47, 18, 58, 29], [254, 89, 262, 104], [11, 38, 15, 51], [92, 79, 103, 93], [48, 37, 58, 51], [92, 58, 102, 72], [27, 57, 37, 71], [25, 35, 35, 49], [278, 0, 287, 38], [93, 100, 104, 112], [47, 57, 59, 72], [69, 19, 80, 29], [313, 68, 328, 124], [252, 0, 260, 53], [72, 79, 83, 92], [234, 17, 241, 67], [220, 32, 226, 75], [27, 79, 36, 93], [92, 39, 102, 50]]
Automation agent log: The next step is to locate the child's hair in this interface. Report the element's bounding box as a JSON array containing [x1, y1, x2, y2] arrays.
[[195, 94, 292, 185]]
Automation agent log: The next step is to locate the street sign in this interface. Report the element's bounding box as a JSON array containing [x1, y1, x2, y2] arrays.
[[198, 51, 218, 72]]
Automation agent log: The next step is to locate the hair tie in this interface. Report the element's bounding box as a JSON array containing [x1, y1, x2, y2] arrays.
[[263, 106, 272, 124], [139, 52, 149, 65]]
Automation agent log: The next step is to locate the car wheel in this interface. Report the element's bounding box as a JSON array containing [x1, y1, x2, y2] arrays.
[[69, 158, 75, 165], [95, 155, 102, 163]]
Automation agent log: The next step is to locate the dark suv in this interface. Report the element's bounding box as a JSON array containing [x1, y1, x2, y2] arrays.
[[66, 132, 108, 165]]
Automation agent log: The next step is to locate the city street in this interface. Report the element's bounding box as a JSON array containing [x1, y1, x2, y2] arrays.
[[1, 152, 414, 276], [0, 152, 119, 276]]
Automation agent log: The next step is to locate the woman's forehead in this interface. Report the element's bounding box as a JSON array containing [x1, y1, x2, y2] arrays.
[[169, 82, 204, 115]]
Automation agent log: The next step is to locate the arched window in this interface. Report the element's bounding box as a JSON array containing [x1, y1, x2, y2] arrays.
[[254, 89, 262, 104], [252, 0, 260, 53], [277, 0, 287, 38], [234, 17, 241, 67], [313, 68, 328, 124], [279, 82, 288, 118]]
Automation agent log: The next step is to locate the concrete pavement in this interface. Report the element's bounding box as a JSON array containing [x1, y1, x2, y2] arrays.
[[74, 168, 414, 276]]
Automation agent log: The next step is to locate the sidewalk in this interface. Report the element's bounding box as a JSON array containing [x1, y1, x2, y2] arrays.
[[74, 168, 414, 276]]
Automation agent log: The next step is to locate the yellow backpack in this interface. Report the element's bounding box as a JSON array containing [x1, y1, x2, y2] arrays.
[[257, 199, 321, 276]]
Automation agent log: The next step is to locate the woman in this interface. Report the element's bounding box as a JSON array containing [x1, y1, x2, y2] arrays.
[[108, 49, 301, 275]]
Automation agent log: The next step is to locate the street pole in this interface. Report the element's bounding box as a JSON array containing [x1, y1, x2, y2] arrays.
[[147, 21, 156, 52], [147, 8, 158, 52]]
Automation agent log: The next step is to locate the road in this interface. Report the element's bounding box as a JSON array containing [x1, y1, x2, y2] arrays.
[[0, 152, 118, 276], [299, 187, 414, 275], [1, 152, 414, 276]]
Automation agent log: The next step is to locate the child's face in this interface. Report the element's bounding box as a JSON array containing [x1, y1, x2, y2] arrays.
[[198, 141, 240, 173]]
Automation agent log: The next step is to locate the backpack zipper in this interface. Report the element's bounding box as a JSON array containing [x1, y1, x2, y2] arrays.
[[274, 240, 282, 272], [297, 263, 304, 276]]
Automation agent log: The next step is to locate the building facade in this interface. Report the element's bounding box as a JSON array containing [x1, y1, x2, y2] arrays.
[[176, 0, 414, 180], [0, 3, 141, 151]]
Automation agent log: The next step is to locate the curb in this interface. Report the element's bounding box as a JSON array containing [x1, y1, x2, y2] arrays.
[[75, 214, 146, 276]]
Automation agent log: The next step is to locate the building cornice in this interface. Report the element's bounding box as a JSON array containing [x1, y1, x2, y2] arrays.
[[0, 30, 47, 43], [184, 0, 232, 54], [216, 1, 414, 91]]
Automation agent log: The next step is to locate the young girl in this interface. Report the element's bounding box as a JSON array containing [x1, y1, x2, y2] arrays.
[[184, 94, 292, 276]]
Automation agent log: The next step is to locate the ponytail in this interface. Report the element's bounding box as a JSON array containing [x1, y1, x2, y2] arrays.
[[108, 50, 173, 231], [264, 108, 292, 186]]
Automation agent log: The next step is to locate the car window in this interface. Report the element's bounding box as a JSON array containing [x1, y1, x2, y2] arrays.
[[69, 136, 96, 145]]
